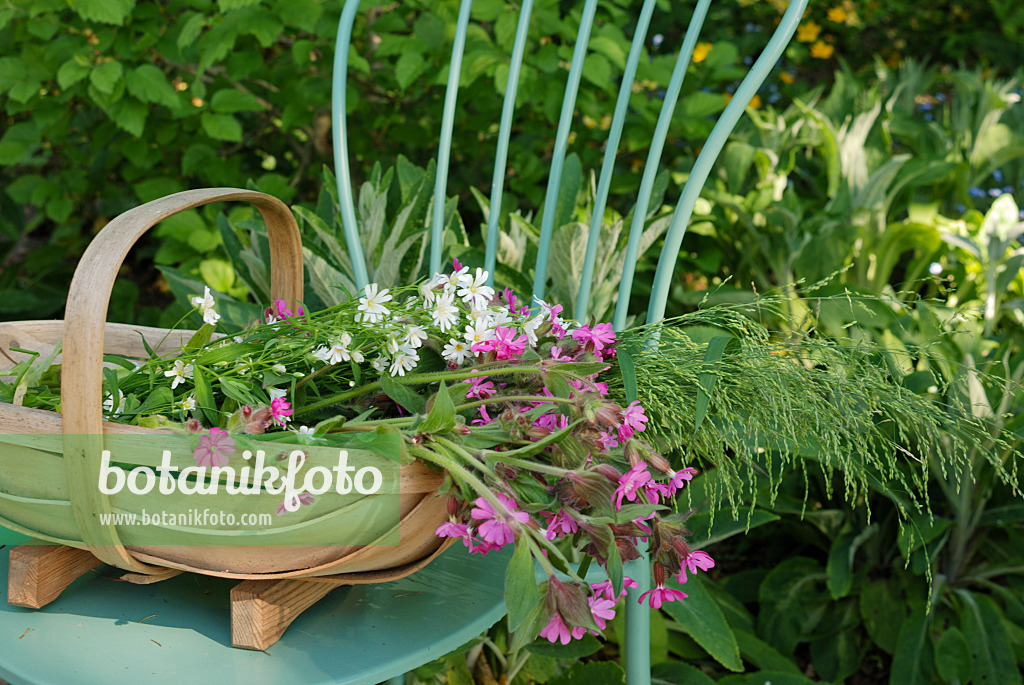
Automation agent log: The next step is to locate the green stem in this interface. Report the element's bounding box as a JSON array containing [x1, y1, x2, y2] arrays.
[[456, 395, 576, 411], [294, 381, 382, 416], [410, 443, 506, 514], [482, 452, 571, 476], [433, 436, 498, 479]]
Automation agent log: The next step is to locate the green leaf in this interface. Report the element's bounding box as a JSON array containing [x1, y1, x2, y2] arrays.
[[108, 98, 148, 137], [756, 557, 828, 655], [650, 662, 716, 685], [196, 343, 258, 367], [419, 380, 456, 434], [218, 0, 260, 9], [135, 386, 173, 416], [184, 323, 215, 351], [548, 661, 625, 685], [505, 542, 541, 635], [201, 113, 243, 142], [70, 0, 135, 25], [395, 52, 426, 91], [934, 627, 972, 685], [210, 89, 264, 113], [826, 530, 857, 599], [193, 367, 218, 426], [219, 377, 260, 406], [694, 335, 730, 431], [89, 60, 124, 94], [890, 607, 934, 685], [0, 122, 40, 166], [661, 575, 742, 671], [733, 629, 802, 674], [379, 374, 427, 415], [859, 579, 904, 654], [177, 13, 207, 49], [618, 348, 637, 402], [543, 371, 573, 399], [957, 590, 1022, 685], [125, 65, 178, 107], [57, 58, 91, 89]]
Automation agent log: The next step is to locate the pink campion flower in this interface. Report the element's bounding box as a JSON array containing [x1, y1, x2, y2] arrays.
[[613, 462, 653, 510], [534, 411, 569, 432], [543, 509, 579, 540], [470, 493, 531, 547], [595, 431, 619, 452], [435, 521, 470, 539], [549, 346, 574, 363], [275, 491, 314, 516], [617, 400, 649, 441], [667, 467, 699, 495], [676, 550, 716, 584], [638, 585, 688, 609], [465, 376, 496, 399], [572, 322, 616, 352], [270, 397, 292, 426], [503, 286, 518, 315], [591, 576, 639, 601], [588, 595, 617, 631], [644, 480, 672, 505], [193, 427, 235, 467], [264, 298, 305, 324], [490, 325, 528, 360], [452, 257, 463, 272], [594, 381, 610, 396], [600, 347, 617, 361], [539, 613, 578, 645], [471, 404, 494, 426]]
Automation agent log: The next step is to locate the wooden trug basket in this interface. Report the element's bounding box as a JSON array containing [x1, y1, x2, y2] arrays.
[[0, 189, 452, 649]]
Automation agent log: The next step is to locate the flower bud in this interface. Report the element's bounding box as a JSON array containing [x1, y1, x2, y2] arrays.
[[241, 405, 253, 419], [594, 463, 622, 483], [185, 418, 202, 434], [546, 577, 597, 632], [584, 399, 621, 428]]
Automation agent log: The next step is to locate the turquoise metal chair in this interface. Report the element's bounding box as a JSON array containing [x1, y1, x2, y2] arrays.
[[330, 0, 808, 683]]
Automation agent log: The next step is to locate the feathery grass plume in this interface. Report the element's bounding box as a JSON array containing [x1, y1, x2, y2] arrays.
[[608, 294, 1015, 531]]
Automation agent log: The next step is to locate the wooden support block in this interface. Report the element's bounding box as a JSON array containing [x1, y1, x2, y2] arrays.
[[7, 543, 102, 609], [231, 578, 340, 651]]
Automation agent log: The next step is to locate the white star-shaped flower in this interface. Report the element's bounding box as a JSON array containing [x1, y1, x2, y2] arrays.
[[191, 286, 221, 326]]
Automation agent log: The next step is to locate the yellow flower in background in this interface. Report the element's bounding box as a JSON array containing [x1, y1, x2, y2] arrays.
[[796, 21, 821, 43], [582, 115, 598, 129], [810, 40, 834, 59], [827, 6, 847, 23], [692, 42, 713, 64], [749, 94, 762, 109], [779, 71, 795, 84]]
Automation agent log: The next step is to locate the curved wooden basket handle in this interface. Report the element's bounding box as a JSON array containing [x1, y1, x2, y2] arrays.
[[60, 189, 303, 573]]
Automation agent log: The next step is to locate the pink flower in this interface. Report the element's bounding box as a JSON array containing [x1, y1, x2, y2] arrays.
[[465, 376, 496, 399], [591, 576, 639, 601], [676, 550, 716, 584], [193, 427, 235, 467], [275, 491, 314, 516], [617, 400, 648, 441], [543, 509, 579, 540], [595, 432, 619, 452], [470, 493, 531, 547], [534, 411, 569, 432], [264, 298, 305, 324], [638, 585, 688, 609], [572, 323, 616, 352], [270, 397, 292, 426], [503, 286, 518, 315], [490, 325, 528, 360], [539, 613, 580, 645], [668, 467, 698, 495], [435, 522, 469, 539], [471, 404, 494, 426], [613, 462, 652, 510], [589, 595, 617, 630]]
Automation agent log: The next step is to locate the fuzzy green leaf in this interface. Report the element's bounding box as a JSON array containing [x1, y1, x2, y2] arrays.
[[957, 590, 1022, 685], [934, 627, 972, 684], [379, 374, 427, 415], [420, 380, 456, 434], [89, 60, 124, 94], [192, 367, 218, 426], [125, 65, 178, 107], [506, 542, 541, 635], [890, 607, 934, 685]]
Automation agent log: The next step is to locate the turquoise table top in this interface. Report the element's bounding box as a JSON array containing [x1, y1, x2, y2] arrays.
[[0, 530, 510, 685]]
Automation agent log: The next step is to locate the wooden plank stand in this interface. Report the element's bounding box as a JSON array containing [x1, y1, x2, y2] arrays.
[[6, 542, 342, 651]]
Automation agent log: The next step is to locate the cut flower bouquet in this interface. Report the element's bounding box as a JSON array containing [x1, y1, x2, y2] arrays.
[[3, 259, 1004, 647]]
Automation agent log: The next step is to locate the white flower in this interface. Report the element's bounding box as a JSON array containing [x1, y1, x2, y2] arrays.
[[488, 307, 513, 326], [180, 394, 197, 412], [291, 425, 315, 436], [357, 283, 392, 324], [420, 273, 448, 303], [431, 292, 460, 332], [403, 324, 428, 349], [442, 338, 471, 365], [190, 286, 221, 326], [164, 360, 194, 389], [313, 332, 363, 365], [446, 266, 470, 290], [523, 313, 545, 346], [371, 355, 388, 373], [102, 390, 126, 414], [267, 387, 288, 400], [272, 364, 287, 374], [464, 319, 496, 346], [389, 348, 419, 377], [456, 268, 495, 309]]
